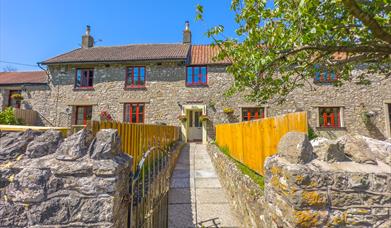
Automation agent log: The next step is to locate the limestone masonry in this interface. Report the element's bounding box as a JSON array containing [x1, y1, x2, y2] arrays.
[[0, 129, 132, 227]]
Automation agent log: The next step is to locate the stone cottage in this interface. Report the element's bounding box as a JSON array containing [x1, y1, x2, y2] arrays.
[[1, 22, 390, 142]]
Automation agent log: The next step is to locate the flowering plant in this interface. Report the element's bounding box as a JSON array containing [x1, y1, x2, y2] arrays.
[[10, 93, 24, 101], [199, 115, 209, 122], [223, 107, 234, 114], [100, 111, 113, 121], [177, 115, 187, 121]]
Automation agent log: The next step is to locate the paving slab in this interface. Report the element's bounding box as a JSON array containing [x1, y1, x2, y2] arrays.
[[168, 143, 239, 227]]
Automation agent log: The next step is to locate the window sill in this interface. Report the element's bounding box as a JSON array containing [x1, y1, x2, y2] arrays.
[[73, 87, 95, 91], [313, 80, 338, 85], [185, 84, 209, 87], [124, 86, 147, 90], [316, 127, 347, 131]]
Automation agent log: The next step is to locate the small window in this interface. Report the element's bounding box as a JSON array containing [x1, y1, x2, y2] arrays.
[[318, 107, 342, 128], [75, 106, 92, 125], [126, 66, 146, 88], [186, 66, 207, 86], [314, 66, 337, 83], [75, 69, 94, 88], [8, 90, 22, 108], [241, 107, 265, 121], [124, 103, 144, 123]]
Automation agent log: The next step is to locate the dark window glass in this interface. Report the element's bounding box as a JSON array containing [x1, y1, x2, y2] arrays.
[[75, 69, 94, 88], [319, 107, 341, 128], [194, 111, 201, 127], [186, 66, 207, 85], [124, 103, 144, 123], [126, 66, 146, 87], [242, 107, 265, 121], [75, 106, 92, 125]]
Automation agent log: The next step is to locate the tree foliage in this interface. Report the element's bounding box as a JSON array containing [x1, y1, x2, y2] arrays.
[[197, 0, 391, 103]]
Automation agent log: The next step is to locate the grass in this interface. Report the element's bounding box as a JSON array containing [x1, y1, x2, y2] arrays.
[[217, 145, 264, 189]]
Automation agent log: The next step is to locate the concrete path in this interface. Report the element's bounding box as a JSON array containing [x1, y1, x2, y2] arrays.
[[168, 143, 240, 228]]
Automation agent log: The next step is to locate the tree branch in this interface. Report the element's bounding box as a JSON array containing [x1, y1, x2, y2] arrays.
[[342, 0, 391, 44]]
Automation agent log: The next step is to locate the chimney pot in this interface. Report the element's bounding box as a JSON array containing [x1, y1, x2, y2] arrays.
[[183, 21, 192, 44], [82, 25, 94, 48]]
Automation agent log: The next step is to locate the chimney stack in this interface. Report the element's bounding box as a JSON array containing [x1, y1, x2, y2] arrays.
[[82, 25, 94, 48], [183, 21, 191, 44]]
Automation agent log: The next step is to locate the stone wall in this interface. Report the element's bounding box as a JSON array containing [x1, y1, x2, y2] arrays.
[[2, 62, 390, 141], [0, 129, 132, 227], [207, 144, 266, 228], [264, 132, 391, 227]]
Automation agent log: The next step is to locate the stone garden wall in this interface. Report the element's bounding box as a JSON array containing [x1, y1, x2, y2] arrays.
[[208, 132, 391, 227], [264, 132, 391, 227], [0, 129, 132, 227], [207, 144, 266, 227]]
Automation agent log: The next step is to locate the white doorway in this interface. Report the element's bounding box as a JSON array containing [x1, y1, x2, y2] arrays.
[[188, 109, 202, 141]]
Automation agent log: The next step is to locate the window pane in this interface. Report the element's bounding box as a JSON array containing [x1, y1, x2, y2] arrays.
[[187, 67, 192, 83], [76, 70, 82, 87], [194, 111, 201, 127], [194, 67, 199, 83], [134, 68, 139, 85], [127, 68, 133, 85], [124, 104, 130, 122], [132, 114, 137, 123], [189, 111, 193, 127], [138, 104, 144, 114], [85, 107, 92, 120], [138, 114, 143, 123], [140, 67, 145, 85], [201, 67, 207, 84]]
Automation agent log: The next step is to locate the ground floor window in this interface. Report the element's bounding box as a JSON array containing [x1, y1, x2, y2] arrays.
[[74, 106, 92, 125], [8, 90, 22, 108], [388, 104, 391, 136], [241, 107, 265, 121], [318, 107, 342, 128], [124, 103, 144, 123]]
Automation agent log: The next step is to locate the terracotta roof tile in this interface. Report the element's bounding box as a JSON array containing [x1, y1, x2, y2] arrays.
[[42, 44, 191, 64], [190, 45, 231, 65], [0, 71, 47, 85]]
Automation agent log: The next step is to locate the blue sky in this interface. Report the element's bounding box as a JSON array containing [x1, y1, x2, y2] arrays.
[[0, 0, 238, 71]]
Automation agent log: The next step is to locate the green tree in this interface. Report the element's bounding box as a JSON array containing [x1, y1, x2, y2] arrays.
[[197, 0, 391, 103]]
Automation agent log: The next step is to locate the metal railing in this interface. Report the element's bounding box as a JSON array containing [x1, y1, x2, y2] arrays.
[[128, 141, 180, 228]]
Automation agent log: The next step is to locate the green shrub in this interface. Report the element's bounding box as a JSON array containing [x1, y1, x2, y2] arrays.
[[0, 107, 23, 125], [217, 145, 264, 189], [308, 126, 318, 140]]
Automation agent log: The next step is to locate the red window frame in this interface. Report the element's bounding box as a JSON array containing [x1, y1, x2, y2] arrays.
[[8, 90, 22, 109], [125, 66, 146, 88], [75, 68, 94, 89], [186, 66, 208, 86], [314, 67, 338, 83], [74, 106, 93, 125], [241, 107, 265, 121], [123, 103, 145, 123], [319, 107, 341, 128]]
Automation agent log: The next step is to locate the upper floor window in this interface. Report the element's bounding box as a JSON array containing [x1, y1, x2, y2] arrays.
[[186, 66, 207, 86], [318, 107, 342, 128], [75, 69, 94, 88], [124, 103, 144, 123], [126, 66, 146, 88], [314, 66, 337, 83], [74, 106, 92, 125], [241, 107, 265, 121], [8, 90, 22, 109]]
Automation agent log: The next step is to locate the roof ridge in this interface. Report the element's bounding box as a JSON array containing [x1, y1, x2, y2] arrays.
[[90, 43, 189, 48]]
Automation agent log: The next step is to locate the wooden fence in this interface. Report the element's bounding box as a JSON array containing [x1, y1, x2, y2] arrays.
[[90, 121, 180, 171], [216, 112, 308, 176], [14, 109, 38, 126]]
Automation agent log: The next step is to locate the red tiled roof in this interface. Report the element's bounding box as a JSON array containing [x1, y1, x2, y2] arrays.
[[42, 44, 191, 64], [0, 71, 47, 85], [190, 45, 231, 65]]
